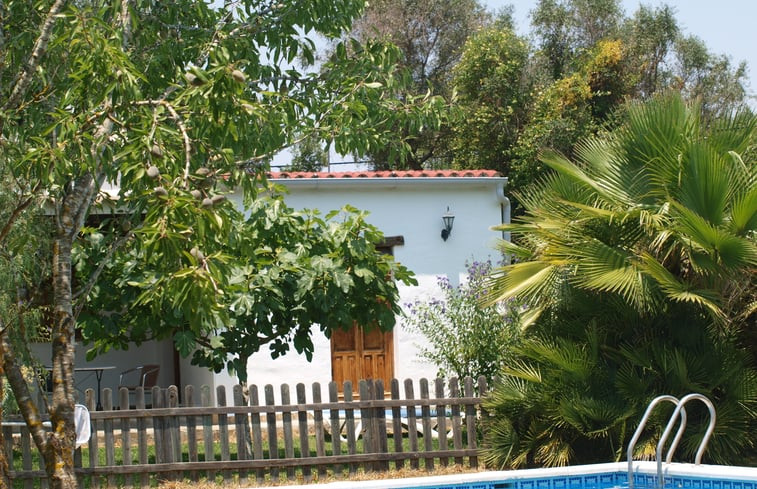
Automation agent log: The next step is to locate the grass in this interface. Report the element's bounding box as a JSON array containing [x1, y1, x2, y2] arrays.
[[11, 429, 477, 488], [156, 464, 487, 488]]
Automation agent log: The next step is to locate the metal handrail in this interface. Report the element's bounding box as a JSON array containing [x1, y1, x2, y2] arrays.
[[627, 395, 687, 489], [656, 393, 716, 486], [627, 393, 716, 489]]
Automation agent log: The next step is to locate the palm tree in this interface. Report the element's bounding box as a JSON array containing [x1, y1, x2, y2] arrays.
[[489, 93, 755, 329], [481, 93, 757, 468]]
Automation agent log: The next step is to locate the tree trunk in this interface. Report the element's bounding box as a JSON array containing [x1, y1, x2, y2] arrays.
[[46, 230, 77, 489], [0, 370, 11, 489], [44, 174, 98, 489]]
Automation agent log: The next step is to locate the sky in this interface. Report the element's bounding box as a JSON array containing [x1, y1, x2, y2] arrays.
[[484, 0, 756, 106]]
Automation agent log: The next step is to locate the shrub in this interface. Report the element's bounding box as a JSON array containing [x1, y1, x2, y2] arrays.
[[403, 260, 522, 386]]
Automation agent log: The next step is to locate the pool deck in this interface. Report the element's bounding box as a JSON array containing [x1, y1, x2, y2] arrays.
[[263, 462, 757, 489]]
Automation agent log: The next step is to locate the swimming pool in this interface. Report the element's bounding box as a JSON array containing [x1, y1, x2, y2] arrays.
[[271, 462, 757, 489]]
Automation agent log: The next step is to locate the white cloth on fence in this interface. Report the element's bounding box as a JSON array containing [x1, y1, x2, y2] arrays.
[[74, 404, 91, 448]]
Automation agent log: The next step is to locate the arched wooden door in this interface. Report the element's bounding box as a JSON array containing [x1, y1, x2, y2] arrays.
[[330, 324, 394, 392]]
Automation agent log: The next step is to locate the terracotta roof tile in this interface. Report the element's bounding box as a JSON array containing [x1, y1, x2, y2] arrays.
[[270, 169, 501, 179]]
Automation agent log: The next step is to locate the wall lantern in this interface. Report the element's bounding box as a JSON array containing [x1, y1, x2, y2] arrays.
[[441, 207, 455, 241]]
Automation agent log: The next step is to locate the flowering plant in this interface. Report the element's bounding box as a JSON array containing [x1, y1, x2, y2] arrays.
[[403, 260, 521, 384]]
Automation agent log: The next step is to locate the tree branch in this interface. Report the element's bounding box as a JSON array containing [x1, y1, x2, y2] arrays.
[[2, 0, 67, 114], [72, 231, 134, 318], [0, 325, 49, 455], [136, 100, 192, 184], [0, 185, 42, 244]]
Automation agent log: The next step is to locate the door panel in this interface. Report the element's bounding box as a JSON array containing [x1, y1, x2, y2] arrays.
[[331, 325, 393, 392]]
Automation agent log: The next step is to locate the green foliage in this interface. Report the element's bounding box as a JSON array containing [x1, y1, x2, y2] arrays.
[[0, 1, 442, 480], [491, 93, 756, 330], [403, 260, 521, 385], [448, 0, 751, 214], [346, 0, 491, 169], [77, 194, 416, 383], [287, 133, 329, 172], [450, 26, 531, 173], [482, 94, 757, 468], [482, 294, 757, 468], [1, 0, 440, 370]]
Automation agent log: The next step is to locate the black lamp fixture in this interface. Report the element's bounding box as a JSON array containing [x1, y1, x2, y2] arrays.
[[441, 206, 455, 241]]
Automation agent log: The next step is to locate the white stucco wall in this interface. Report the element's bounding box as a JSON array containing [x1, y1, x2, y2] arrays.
[[204, 175, 509, 398]]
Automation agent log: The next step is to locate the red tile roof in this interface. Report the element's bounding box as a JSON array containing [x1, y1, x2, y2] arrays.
[[270, 169, 502, 179]]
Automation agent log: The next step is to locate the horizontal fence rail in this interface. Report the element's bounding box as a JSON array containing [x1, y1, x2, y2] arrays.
[[4, 376, 488, 488]]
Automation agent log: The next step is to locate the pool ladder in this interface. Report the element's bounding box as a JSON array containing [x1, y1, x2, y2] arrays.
[[627, 393, 716, 489]]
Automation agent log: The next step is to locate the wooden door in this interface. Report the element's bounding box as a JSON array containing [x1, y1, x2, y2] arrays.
[[331, 324, 394, 392]]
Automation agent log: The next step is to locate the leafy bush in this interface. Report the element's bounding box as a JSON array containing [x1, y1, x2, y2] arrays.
[[481, 94, 757, 468], [482, 293, 757, 468], [403, 260, 522, 385]]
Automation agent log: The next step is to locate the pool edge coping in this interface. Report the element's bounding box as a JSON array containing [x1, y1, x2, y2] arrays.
[[257, 462, 757, 489]]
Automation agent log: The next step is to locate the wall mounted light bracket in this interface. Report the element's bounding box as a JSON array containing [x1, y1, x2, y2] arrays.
[[441, 207, 455, 241]]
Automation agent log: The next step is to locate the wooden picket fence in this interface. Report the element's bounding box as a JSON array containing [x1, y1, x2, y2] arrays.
[[4, 376, 489, 488]]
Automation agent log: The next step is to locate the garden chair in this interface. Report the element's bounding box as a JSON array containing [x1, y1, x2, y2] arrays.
[[118, 364, 160, 408]]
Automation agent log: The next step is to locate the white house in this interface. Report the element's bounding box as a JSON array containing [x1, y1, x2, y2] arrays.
[[207, 169, 510, 397], [32, 169, 509, 404]]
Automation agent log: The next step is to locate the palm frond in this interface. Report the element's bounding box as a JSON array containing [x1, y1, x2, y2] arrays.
[[571, 239, 645, 304], [541, 149, 605, 196], [675, 142, 733, 226], [671, 202, 757, 270], [502, 360, 543, 384], [535, 436, 574, 467], [728, 180, 757, 235], [706, 108, 757, 156], [484, 261, 563, 305], [492, 238, 534, 261], [638, 252, 724, 318]]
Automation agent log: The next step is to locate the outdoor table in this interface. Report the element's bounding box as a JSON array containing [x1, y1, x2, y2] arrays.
[[45, 366, 116, 410]]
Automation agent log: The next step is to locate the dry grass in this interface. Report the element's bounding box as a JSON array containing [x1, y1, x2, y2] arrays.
[[157, 464, 488, 488]]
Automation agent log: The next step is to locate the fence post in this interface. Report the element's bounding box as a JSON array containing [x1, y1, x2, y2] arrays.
[[390, 379, 403, 470], [375, 379, 389, 471], [281, 383, 295, 481], [449, 377, 463, 465], [328, 381, 342, 475], [419, 378, 434, 471], [343, 381, 357, 475], [264, 384, 279, 480], [404, 378, 419, 470], [358, 380, 374, 469], [464, 376, 478, 468], [250, 384, 264, 484], [217, 385, 231, 483], [233, 383, 250, 485], [201, 385, 215, 483], [185, 384, 199, 482], [312, 382, 327, 476], [168, 385, 181, 481], [435, 377, 449, 467], [295, 382, 312, 483], [118, 386, 132, 487]]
